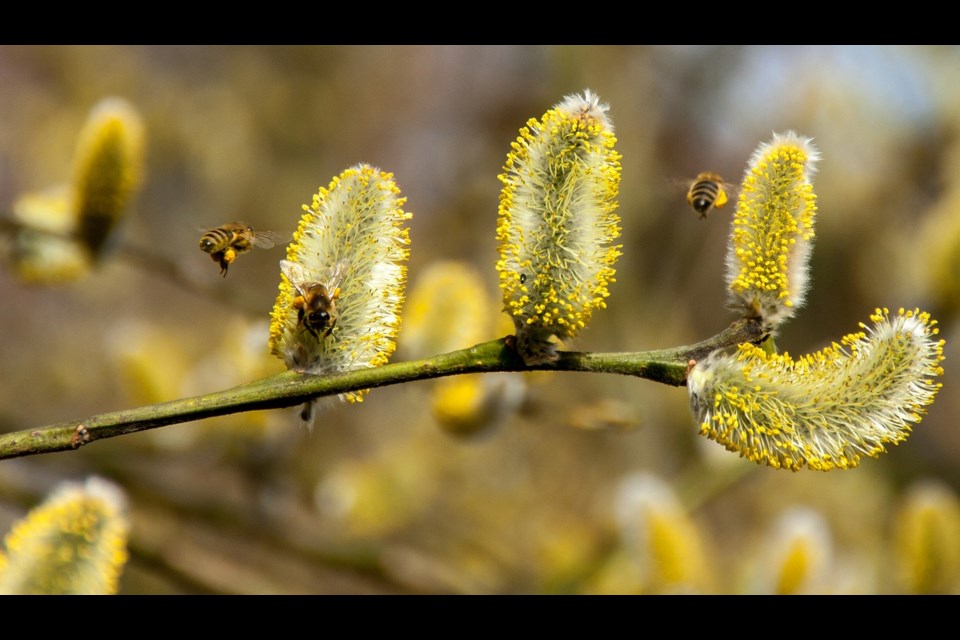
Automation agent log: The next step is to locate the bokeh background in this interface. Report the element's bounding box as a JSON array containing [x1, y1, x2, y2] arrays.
[[0, 45, 958, 594]]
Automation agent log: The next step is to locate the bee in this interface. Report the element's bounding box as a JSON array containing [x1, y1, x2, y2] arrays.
[[280, 259, 348, 340], [199, 222, 283, 276], [685, 172, 732, 219]]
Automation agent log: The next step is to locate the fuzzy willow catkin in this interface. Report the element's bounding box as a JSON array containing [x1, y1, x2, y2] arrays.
[[400, 260, 491, 360], [0, 478, 129, 595], [9, 97, 145, 283], [496, 89, 622, 365], [757, 508, 834, 595], [893, 481, 960, 594], [269, 164, 411, 425], [688, 308, 945, 471], [725, 131, 819, 331], [72, 97, 146, 256], [614, 472, 713, 593]]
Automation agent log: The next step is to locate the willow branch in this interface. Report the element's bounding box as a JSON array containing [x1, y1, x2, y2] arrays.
[[0, 318, 763, 461]]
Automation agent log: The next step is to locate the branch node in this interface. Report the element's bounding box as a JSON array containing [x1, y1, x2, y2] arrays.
[[71, 424, 91, 448]]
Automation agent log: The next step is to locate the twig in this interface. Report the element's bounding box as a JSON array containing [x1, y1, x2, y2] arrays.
[[0, 318, 763, 461]]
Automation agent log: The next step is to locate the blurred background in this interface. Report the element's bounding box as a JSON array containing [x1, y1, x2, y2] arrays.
[[0, 45, 958, 594]]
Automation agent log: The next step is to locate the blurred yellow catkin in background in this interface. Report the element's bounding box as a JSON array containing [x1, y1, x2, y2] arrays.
[[7, 97, 145, 283], [0, 477, 130, 595], [584, 472, 714, 594], [892, 480, 960, 594], [401, 260, 525, 437]]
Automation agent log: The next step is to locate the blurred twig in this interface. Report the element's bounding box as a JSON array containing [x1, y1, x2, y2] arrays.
[[0, 215, 267, 316], [0, 318, 763, 461], [112, 242, 267, 316]]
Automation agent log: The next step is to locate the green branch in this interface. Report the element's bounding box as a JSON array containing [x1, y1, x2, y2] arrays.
[[0, 318, 763, 461]]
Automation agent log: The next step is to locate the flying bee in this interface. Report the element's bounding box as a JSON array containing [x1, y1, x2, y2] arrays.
[[199, 222, 283, 276], [280, 259, 348, 340], [685, 172, 733, 219]]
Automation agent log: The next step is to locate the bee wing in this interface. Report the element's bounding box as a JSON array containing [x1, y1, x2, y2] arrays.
[[662, 177, 701, 205], [664, 173, 741, 214], [324, 260, 350, 295], [280, 259, 311, 296], [250, 230, 287, 249]]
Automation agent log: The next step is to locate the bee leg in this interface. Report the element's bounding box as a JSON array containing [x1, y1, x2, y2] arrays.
[[300, 401, 315, 432], [219, 248, 238, 277], [322, 319, 337, 338]]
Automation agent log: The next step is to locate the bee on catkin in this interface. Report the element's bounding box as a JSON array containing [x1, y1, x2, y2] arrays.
[[280, 259, 348, 340]]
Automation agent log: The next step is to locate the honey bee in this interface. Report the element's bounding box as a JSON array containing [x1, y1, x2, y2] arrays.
[[280, 259, 348, 340], [685, 172, 732, 219], [199, 222, 283, 276]]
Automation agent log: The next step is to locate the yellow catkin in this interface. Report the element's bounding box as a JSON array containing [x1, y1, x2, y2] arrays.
[[268, 164, 411, 424], [725, 131, 819, 331], [688, 308, 945, 471], [496, 90, 622, 365], [71, 97, 146, 256], [893, 481, 960, 594], [613, 473, 713, 593], [0, 478, 129, 595], [8, 98, 145, 283]]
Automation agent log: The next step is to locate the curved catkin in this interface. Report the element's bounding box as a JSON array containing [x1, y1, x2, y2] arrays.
[[687, 308, 945, 471], [496, 89, 622, 365], [268, 164, 411, 420], [725, 131, 819, 331], [0, 477, 129, 595]]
